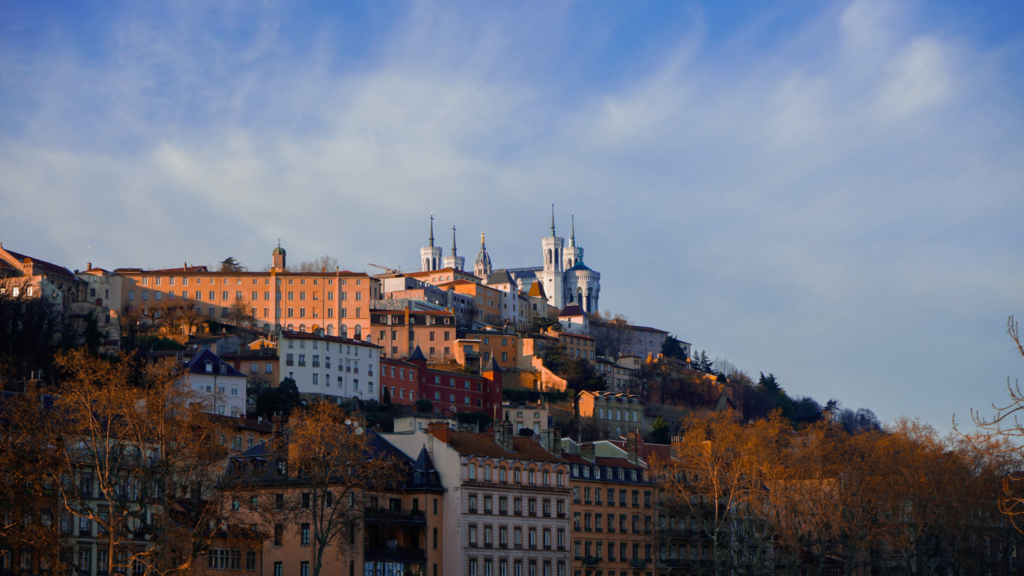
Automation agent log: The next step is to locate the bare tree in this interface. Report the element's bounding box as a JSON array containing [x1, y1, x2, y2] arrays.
[[295, 256, 340, 273], [228, 298, 256, 327], [41, 350, 237, 576], [180, 301, 206, 336], [228, 402, 403, 576], [590, 310, 631, 358], [960, 315, 1024, 531]]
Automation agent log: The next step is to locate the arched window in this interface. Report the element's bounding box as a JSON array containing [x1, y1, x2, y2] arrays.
[[287, 324, 294, 330], [299, 324, 306, 333], [354, 325, 362, 338], [547, 250, 552, 264], [326, 325, 333, 336], [341, 324, 348, 338]]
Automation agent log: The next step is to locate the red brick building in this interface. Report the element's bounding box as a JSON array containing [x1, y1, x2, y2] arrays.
[[380, 356, 420, 406], [405, 346, 504, 421]]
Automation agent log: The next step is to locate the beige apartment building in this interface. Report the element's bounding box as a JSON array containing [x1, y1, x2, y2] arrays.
[[575, 392, 646, 438]]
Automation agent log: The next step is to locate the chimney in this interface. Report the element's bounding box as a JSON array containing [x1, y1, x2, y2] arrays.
[[494, 416, 514, 453], [22, 258, 33, 276], [580, 441, 596, 462], [86, 262, 92, 270], [625, 431, 641, 465], [427, 421, 450, 444], [537, 428, 561, 457]]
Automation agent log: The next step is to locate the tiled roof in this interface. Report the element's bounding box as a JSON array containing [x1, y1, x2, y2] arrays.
[[561, 453, 644, 470], [4, 249, 76, 277], [629, 325, 670, 334], [280, 330, 380, 348], [485, 270, 515, 285], [607, 439, 672, 464], [558, 305, 586, 317], [447, 432, 565, 463]]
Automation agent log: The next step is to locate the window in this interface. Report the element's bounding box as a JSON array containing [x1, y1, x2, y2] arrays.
[[301, 523, 310, 545], [301, 562, 309, 576]]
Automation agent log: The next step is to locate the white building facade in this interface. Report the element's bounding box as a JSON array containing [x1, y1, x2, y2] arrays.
[[280, 330, 380, 403]]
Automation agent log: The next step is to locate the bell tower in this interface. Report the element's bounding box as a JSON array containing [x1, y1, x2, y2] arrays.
[[538, 205, 565, 308], [443, 226, 465, 271], [420, 215, 443, 271], [271, 240, 287, 271]]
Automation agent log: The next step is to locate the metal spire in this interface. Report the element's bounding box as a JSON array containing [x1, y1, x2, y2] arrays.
[[451, 226, 458, 256], [429, 215, 435, 247], [551, 204, 556, 237], [571, 213, 575, 241]]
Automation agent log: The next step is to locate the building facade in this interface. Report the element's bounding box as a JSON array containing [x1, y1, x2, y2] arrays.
[[279, 330, 381, 403], [113, 244, 379, 339], [575, 392, 646, 438], [380, 357, 420, 406], [561, 437, 657, 576], [371, 309, 458, 361], [382, 420, 572, 576]]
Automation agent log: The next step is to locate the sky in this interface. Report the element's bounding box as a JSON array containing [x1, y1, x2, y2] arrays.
[[1, 0, 1023, 433]]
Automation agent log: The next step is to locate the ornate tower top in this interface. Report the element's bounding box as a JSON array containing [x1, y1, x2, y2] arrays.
[[443, 226, 465, 271], [420, 215, 443, 272], [474, 230, 493, 279]]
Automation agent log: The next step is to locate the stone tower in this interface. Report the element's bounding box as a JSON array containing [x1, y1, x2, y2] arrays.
[[420, 215, 443, 272], [443, 226, 465, 271], [271, 240, 287, 271], [537, 205, 565, 308], [474, 231, 493, 279]]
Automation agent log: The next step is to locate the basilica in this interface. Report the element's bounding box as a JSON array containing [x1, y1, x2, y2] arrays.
[[419, 208, 601, 314]]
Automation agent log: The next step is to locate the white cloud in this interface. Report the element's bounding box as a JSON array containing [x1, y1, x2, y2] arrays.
[[1, 0, 1022, 430]]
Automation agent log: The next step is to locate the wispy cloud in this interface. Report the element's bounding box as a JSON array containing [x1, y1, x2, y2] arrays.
[[1, 0, 1022, 430]]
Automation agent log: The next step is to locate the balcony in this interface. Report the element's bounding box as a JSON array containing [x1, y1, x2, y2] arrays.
[[364, 547, 426, 563], [364, 508, 426, 525], [499, 543, 507, 549], [513, 511, 522, 516], [582, 557, 601, 567], [528, 511, 536, 517], [543, 512, 551, 518], [630, 559, 649, 569], [583, 500, 591, 505], [557, 512, 566, 518], [499, 510, 507, 516]]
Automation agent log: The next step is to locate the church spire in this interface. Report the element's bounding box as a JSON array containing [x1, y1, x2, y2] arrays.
[[428, 215, 435, 247], [451, 226, 458, 257], [551, 204, 556, 237], [571, 213, 575, 241]]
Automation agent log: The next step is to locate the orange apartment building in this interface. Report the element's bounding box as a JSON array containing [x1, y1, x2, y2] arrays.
[[113, 245, 379, 340], [435, 279, 503, 327], [562, 436, 657, 576], [371, 308, 458, 361], [460, 329, 519, 370]]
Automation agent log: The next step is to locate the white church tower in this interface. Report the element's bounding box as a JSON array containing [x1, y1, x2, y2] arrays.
[[443, 226, 465, 271], [536, 205, 566, 309], [474, 232, 493, 279], [420, 215, 443, 272]]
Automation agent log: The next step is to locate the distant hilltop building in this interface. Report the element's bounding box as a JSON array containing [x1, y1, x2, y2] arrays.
[[419, 207, 601, 314]]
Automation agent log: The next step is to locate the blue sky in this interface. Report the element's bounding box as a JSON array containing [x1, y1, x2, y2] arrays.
[[2, 0, 1023, 432]]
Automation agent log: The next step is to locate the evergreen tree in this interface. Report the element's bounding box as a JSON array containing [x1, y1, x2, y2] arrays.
[[382, 386, 391, 405], [220, 257, 244, 272], [649, 417, 671, 444]]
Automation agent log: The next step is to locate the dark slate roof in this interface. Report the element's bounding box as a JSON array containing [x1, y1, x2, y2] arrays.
[[483, 357, 502, 373], [408, 346, 427, 362], [559, 305, 586, 317], [185, 349, 246, 377], [486, 270, 514, 286], [566, 262, 592, 272]]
